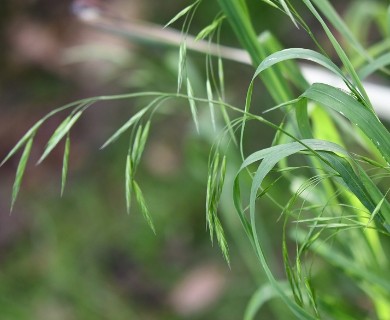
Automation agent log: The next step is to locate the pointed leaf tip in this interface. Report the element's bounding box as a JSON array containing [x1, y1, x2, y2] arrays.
[[11, 137, 34, 212]]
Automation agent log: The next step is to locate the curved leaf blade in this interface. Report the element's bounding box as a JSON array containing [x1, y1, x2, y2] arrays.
[[252, 48, 347, 84], [301, 83, 390, 164]]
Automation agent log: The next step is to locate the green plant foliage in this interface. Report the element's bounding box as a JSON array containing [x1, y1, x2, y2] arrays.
[[3, 0, 390, 319]]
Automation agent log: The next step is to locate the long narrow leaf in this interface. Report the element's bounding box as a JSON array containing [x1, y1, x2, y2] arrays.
[[11, 137, 33, 211], [259, 31, 308, 90], [252, 48, 348, 84], [301, 83, 390, 164]]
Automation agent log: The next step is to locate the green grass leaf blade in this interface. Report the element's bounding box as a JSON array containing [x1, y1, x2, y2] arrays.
[[301, 83, 390, 164], [101, 107, 149, 149], [239, 139, 347, 170], [295, 98, 312, 138], [240, 135, 390, 230], [11, 137, 33, 211], [252, 48, 347, 84], [186, 78, 200, 133], [258, 31, 308, 90], [61, 134, 70, 197], [37, 111, 83, 164]]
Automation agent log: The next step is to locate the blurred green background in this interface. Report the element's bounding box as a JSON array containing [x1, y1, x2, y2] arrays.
[[1, 0, 387, 319]]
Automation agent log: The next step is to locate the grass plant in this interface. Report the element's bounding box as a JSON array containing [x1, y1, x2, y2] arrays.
[[2, 0, 390, 318]]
